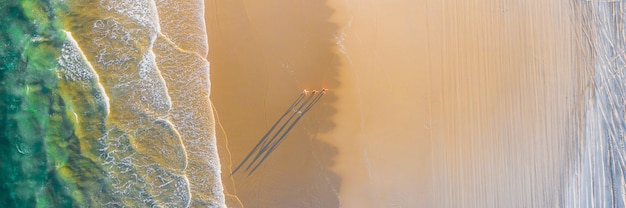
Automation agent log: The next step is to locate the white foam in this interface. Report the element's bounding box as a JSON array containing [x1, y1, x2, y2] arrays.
[[59, 34, 95, 82], [74, 0, 224, 205], [136, 50, 173, 114], [59, 31, 112, 115], [153, 0, 209, 56], [99, 0, 160, 29]]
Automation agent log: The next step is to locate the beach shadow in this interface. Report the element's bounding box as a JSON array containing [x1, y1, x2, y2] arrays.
[[205, 0, 341, 207]]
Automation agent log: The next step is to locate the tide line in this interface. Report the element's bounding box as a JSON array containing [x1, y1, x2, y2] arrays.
[[62, 31, 112, 116]]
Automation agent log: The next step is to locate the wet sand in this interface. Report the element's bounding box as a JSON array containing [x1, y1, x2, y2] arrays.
[[325, 1, 434, 207], [206, 0, 341, 207], [207, 0, 585, 207]]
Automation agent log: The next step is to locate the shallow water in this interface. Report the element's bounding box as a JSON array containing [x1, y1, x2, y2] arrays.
[[1, 0, 224, 206], [2, 0, 625, 207]]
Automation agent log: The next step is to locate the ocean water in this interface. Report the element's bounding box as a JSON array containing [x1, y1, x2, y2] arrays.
[[2, 0, 626, 207], [1, 0, 72, 206], [0, 0, 224, 207]]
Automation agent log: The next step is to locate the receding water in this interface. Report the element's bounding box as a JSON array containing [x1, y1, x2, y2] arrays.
[[2, 0, 625, 207], [1, 0, 224, 206]]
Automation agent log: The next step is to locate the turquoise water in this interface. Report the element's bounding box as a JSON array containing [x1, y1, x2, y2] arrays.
[[0, 0, 77, 206], [2, 0, 626, 207], [1, 0, 225, 205]]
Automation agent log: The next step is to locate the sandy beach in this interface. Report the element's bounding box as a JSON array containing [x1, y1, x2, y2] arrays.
[[206, 0, 623, 207]]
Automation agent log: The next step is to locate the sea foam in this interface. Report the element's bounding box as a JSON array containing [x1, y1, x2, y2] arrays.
[[57, 0, 226, 205], [59, 31, 111, 115]]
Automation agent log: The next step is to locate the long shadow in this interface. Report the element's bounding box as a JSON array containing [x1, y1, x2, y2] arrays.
[[243, 90, 318, 172], [206, 0, 342, 207], [246, 90, 325, 175], [230, 91, 306, 175]]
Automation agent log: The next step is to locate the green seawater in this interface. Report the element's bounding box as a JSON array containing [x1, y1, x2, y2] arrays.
[[0, 0, 98, 206]]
